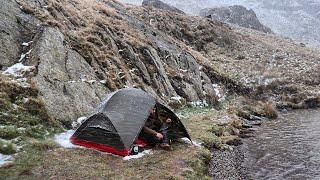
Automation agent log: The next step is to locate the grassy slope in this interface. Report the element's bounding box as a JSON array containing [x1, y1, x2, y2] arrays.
[[1, 105, 244, 179]]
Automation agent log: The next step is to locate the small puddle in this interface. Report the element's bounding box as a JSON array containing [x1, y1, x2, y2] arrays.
[[242, 109, 320, 179]]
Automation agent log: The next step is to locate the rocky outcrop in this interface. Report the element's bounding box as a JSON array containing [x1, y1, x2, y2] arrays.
[[200, 5, 272, 33], [0, 0, 230, 125], [0, 0, 22, 68], [142, 0, 184, 14], [31, 27, 108, 126], [1, 0, 318, 127], [0, 0, 42, 69]]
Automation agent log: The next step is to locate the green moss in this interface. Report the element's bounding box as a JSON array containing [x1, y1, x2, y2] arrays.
[[25, 125, 46, 139], [0, 140, 17, 155], [30, 139, 59, 151], [201, 135, 224, 149], [0, 126, 20, 139], [184, 148, 211, 179], [210, 124, 225, 136], [0, 145, 43, 177]]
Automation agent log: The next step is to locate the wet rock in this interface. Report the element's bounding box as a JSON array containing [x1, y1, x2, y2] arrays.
[[303, 96, 320, 108], [242, 124, 253, 129]]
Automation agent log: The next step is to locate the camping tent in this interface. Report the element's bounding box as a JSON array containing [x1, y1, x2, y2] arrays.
[[70, 88, 191, 156]]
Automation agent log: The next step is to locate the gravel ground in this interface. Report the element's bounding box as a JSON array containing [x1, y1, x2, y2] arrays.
[[210, 146, 247, 180]]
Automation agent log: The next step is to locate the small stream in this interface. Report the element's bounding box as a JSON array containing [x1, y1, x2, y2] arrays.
[[242, 109, 320, 179]]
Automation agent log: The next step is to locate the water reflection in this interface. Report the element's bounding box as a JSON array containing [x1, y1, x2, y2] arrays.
[[242, 109, 320, 179]]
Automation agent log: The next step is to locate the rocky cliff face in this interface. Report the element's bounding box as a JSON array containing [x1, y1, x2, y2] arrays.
[[200, 5, 272, 33], [0, 0, 239, 125], [142, 0, 184, 14], [1, 0, 319, 127]]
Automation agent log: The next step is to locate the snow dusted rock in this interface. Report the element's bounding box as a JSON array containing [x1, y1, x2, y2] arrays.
[[3, 62, 35, 78], [71, 116, 87, 129], [32, 27, 108, 126], [200, 5, 272, 33]]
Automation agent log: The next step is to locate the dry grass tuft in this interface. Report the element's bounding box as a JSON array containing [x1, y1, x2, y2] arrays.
[[262, 102, 278, 119]]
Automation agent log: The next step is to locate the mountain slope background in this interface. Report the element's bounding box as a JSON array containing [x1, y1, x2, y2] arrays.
[[0, 0, 320, 178], [122, 0, 320, 48]]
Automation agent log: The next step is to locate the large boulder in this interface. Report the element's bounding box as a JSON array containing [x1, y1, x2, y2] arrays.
[[32, 27, 108, 126]]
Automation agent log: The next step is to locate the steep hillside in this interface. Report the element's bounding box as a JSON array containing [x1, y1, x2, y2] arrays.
[[1, 0, 319, 126], [1, 0, 320, 178], [1, 0, 245, 126], [122, 0, 320, 48]]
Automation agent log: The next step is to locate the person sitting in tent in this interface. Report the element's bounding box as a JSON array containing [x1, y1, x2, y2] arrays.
[[139, 107, 172, 150]]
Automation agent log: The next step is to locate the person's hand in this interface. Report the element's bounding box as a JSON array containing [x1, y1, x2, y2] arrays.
[[156, 133, 163, 140], [166, 118, 172, 123]]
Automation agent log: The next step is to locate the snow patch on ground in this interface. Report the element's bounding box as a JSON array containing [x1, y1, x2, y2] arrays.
[[71, 116, 87, 129], [189, 100, 209, 107], [2, 63, 34, 78], [180, 137, 202, 147], [22, 41, 33, 47], [18, 49, 32, 62], [0, 153, 14, 167], [212, 84, 226, 102], [54, 130, 77, 148], [171, 96, 182, 101], [122, 149, 153, 161]]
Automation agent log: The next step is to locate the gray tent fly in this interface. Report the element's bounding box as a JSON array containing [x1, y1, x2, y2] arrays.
[[70, 88, 192, 156]]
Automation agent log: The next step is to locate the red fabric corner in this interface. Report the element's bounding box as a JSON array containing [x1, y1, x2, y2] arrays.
[[70, 136, 130, 156], [134, 138, 148, 147]]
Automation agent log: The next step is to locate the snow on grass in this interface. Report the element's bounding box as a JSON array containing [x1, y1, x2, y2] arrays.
[[54, 130, 77, 148], [0, 153, 13, 167], [171, 96, 182, 101], [180, 137, 202, 147], [71, 116, 87, 129], [188, 100, 209, 107], [2, 62, 34, 78], [122, 149, 153, 161], [10, 77, 31, 88]]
